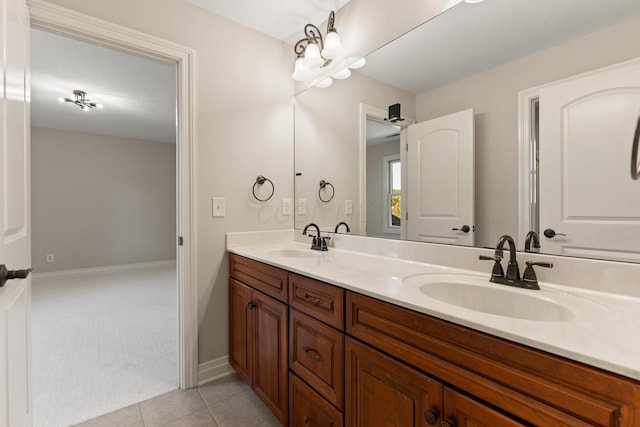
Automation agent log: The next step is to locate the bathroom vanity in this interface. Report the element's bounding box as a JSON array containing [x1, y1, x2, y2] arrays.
[[227, 232, 640, 427]]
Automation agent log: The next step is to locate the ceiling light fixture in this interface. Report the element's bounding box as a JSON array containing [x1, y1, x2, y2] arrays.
[[292, 10, 365, 89], [58, 90, 103, 111]]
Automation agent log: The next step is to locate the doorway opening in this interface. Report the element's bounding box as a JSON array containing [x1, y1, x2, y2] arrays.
[[28, 2, 197, 425], [30, 27, 179, 426]]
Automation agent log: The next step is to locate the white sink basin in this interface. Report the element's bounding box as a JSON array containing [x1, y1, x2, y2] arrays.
[[404, 273, 606, 322], [266, 249, 322, 259]]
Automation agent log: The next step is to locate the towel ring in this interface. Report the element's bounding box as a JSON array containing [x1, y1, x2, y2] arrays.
[[632, 115, 640, 180], [318, 180, 335, 203], [253, 175, 275, 202]]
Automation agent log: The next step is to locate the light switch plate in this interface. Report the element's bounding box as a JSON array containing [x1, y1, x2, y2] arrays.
[[212, 197, 225, 217], [282, 198, 292, 215], [345, 199, 353, 215], [297, 198, 307, 215]]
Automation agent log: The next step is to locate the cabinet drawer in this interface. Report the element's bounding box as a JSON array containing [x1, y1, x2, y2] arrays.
[[290, 309, 344, 409], [229, 253, 288, 302], [290, 374, 343, 427], [289, 273, 344, 329]]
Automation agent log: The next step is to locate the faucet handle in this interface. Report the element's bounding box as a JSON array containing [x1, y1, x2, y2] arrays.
[[522, 261, 553, 290], [320, 235, 331, 251], [479, 255, 504, 279]]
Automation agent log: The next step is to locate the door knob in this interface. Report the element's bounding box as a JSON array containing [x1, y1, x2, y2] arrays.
[[441, 420, 456, 427], [0, 264, 32, 288], [451, 225, 470, 233], [543, 228, 566, 238]]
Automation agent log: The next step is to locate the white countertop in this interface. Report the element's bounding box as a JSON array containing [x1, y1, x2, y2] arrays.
[[227, 237, 640, 381]]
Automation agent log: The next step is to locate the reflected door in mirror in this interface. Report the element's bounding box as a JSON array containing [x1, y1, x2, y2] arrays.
[[406, 109, 475, 246], [539, 59, 640, 262]]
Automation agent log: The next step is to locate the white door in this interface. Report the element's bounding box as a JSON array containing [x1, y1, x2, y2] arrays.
[[539, 59, 640, 262], [0, 0, 31, 425], [406, 109, 474, 246]]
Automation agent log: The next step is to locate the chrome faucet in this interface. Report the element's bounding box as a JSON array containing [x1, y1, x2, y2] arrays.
[[334, 221, 350, 233], [524, 230, 540, 253], [479, 234, 551, 290], [303, 223, 330, 251]]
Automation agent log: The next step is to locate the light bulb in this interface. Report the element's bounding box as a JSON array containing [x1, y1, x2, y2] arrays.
[[348, 57, 366, 69], [464, 0, 484, 3], [292, 57, 312, 81], [96, 104, 104, 109], [82, 105, 90, 111], [304, 43, 324, 69], [315, 77, 333, 89], [332, 68, 351, 80], [58, 97, 65, 103], [321, 31, 344, 59]]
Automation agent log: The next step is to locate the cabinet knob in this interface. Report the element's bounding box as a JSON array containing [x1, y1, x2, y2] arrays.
[[246, 301, 256, 309], [424, 409, 439, 425], [441, 420, 456, 427], [303, 416, 312, 425]]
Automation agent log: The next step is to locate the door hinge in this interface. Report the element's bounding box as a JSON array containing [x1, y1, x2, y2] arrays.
[[406, 143, 408, 152], [405, 212, 408, 220], [178, 236, 184, 246]]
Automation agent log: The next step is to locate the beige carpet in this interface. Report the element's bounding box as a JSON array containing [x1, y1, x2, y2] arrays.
[[31, 262, 178, 427]]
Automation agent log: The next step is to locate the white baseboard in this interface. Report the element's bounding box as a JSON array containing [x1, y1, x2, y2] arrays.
[[32, 259, 177, 281], [198, 356, 234, 386]]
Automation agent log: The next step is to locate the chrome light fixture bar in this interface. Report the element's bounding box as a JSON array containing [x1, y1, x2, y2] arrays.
[[292, 10, 365, 89], [58, 90, 103, 111]]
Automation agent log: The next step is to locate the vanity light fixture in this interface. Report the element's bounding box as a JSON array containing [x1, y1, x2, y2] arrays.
[[292, 10, 365, 89], [58, 90, 103, 111]]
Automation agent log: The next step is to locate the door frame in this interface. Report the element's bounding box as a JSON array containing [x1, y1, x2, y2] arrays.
[[27, 0, 198, 389]]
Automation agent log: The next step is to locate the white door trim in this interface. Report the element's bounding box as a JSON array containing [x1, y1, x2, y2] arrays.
[[27, 0, 198, 389]]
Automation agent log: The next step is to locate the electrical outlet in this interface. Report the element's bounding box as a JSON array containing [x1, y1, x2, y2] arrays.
[[282, 198, 292, 215], [212, 197, 225, 217], [297, 198, 307, 215], [46, 254, 54, 263], [345, 199, 353, 215]]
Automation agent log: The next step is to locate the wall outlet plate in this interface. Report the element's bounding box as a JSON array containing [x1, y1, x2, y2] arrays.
[[297, 198, 307, 215], [282, 198, 292, 215], [345, 199, 353, 215]]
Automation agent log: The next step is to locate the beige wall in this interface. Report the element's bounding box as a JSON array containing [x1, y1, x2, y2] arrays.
[[416, 17, 640, 248], [295, 71, 414, 233], [366, 140, 400, 238], [31, 128, 176, 272], [38, 0, 294, 364]]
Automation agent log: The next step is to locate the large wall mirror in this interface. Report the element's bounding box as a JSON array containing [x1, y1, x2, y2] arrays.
[[294, 0, 640, 262]]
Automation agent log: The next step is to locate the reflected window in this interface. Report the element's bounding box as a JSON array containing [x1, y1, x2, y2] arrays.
[[384, 154, 401, 234]]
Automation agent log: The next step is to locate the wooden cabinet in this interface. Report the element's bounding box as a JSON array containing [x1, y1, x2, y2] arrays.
[[346, 290, 640, 426], [290, 308, 344, 409], [290, 374, 344, 427], [289, 273, 345, 427], [229, 253, 640, 427], [346, 337, 442, 427], [229, 276, 288, 425], [346, 336, 527, 427]]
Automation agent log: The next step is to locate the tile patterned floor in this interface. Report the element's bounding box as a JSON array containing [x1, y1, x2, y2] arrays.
[[73, 374, 283, 427]]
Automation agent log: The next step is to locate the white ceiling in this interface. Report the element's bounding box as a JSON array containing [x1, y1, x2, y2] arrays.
[[30, 28, 177, 144], [366, 120, 400, 146], [358, 0, 640, 95], [183, 0, 351, 45]]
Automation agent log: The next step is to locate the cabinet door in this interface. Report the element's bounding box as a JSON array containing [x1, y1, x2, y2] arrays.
[[253, 291, 289, 425], [346, 337, 443, 427], [229, 278, 252, 384], [443, 388, 526, 427]]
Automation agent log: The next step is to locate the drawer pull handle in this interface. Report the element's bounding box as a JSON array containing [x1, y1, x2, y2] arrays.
[[303, 346, 324, 362], [441, 420, 456, 427], [303, 293, 323, 306]]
